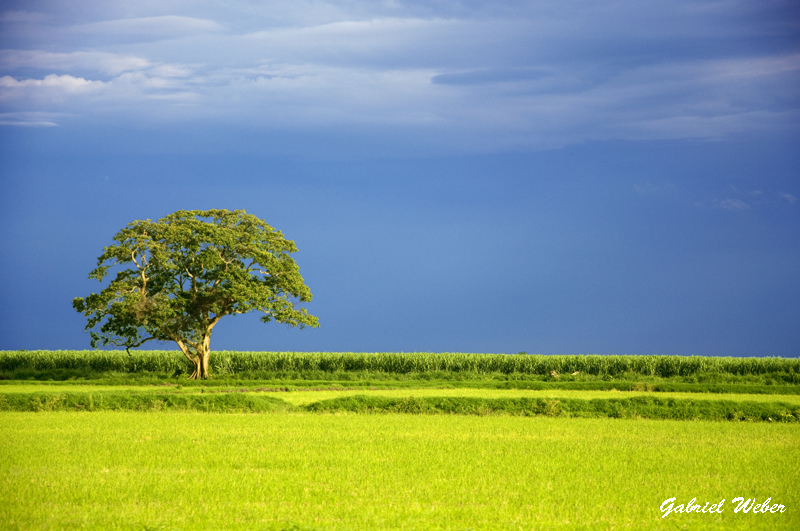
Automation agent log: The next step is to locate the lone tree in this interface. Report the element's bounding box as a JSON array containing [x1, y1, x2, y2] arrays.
[[73, 209, 319, 379]]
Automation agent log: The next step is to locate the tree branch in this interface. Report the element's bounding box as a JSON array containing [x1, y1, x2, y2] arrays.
[[104, 335, 157, 355]]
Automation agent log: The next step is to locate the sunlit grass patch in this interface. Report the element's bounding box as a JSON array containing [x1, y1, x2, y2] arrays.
[[1, 412, 797, 530]]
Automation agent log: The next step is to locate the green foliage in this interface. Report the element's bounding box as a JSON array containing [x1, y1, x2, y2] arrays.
[[72, 210, 318, 378], [2, 350, 798, 381]]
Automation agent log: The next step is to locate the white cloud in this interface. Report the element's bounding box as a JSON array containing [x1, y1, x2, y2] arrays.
[[0, 119, 57, 126], [72, 16, 224, 39], [0, 74, 104, 92], [112, 71, 190, 90], [709, 53, 800, 80], [0, 47, 795, 151], [147, 64, 193, 78], [0, 75, 107, 116], [242, 17, 458, 57], [0, 2, 797, 152], [781, 193, 797, 204], [0, 50, 151, 75], [714, 198, 750, 211], [0, 111, 68, 126]]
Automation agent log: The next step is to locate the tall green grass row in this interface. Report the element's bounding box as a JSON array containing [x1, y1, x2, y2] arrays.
[[2, 350, 799, 378]]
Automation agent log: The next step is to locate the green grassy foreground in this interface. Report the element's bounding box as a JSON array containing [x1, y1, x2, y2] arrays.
[[1, 351, 798, 530], [0, 413, 797, 531]]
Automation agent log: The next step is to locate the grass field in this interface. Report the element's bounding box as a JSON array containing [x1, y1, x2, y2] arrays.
[[1, 350, 798, 530], [1, 412, 798, 531]]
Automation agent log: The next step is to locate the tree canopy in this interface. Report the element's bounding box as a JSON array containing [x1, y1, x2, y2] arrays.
[[73, 209, 319, 379]]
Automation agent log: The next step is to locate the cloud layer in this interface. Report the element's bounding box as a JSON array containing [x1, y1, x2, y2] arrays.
[[1, 0, 798, 151]]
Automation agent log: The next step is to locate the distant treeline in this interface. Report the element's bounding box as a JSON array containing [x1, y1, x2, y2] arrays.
[[1, 350, 799, 379]]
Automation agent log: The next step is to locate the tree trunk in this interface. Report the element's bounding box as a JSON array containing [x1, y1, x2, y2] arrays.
[[188, 355, 201, 380], [200, 347, 210, 379], [178, 338, 212, 380], [189, 348, 211, 380]]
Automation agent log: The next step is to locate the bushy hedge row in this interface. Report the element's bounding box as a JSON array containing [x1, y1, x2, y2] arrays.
[[2, 350, 799, 378], [0, 391, 291, 413], [2, 390, 798, 421], [305, 395, 800, 422]]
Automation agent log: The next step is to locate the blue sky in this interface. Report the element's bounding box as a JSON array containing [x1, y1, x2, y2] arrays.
[[1, 0, 798, 356]]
